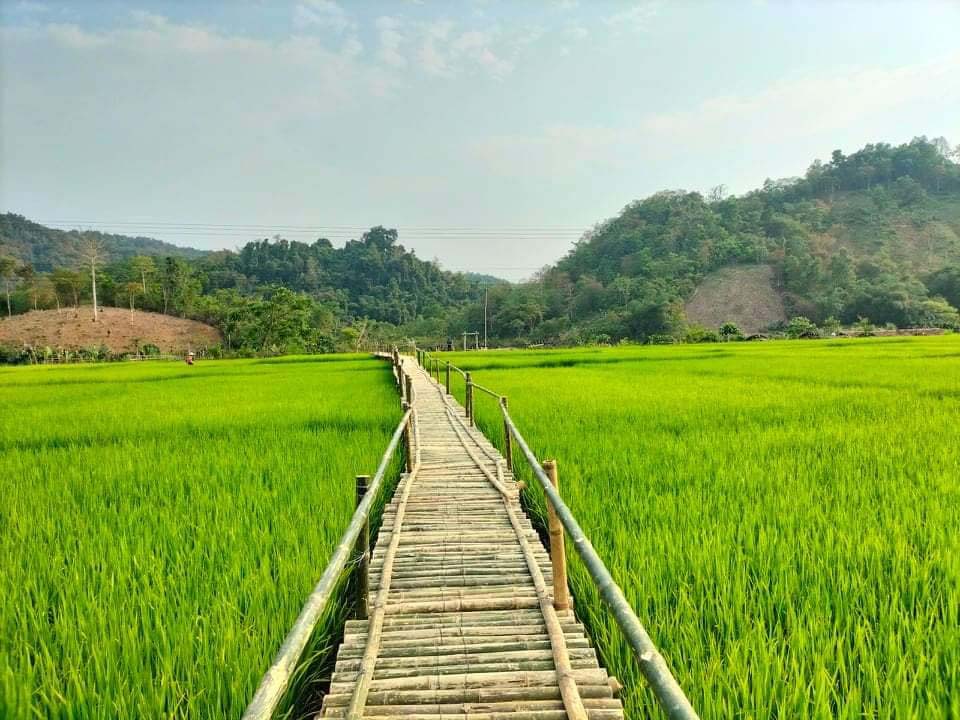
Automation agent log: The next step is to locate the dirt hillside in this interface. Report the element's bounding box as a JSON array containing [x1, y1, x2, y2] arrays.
[[0, 307, 221, 353], [685, 264, 787, 334]]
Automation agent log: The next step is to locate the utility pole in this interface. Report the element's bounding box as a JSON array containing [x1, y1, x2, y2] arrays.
[[483, 288, 488, 350]]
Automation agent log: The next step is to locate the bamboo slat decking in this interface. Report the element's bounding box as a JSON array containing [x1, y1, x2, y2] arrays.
[[320, 356, 625, 719]]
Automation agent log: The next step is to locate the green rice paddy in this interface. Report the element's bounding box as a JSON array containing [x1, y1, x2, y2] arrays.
[[4, 338, 958, 718], [445, 336, 960, 719], [0, 355, 399, 719]]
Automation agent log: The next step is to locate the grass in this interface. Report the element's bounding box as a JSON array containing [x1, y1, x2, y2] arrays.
[[0, 355, 399, 719], [439, 336, 960, 719]]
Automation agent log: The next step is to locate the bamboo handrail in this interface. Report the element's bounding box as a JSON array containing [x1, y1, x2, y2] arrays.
[[242, 403, 415, 720], [411, 347, 699, 720], [501, 405, 700, 720], [470, 382, 501, 398]]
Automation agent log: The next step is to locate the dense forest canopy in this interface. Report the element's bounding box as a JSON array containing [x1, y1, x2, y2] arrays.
[[0, 214, 206, 271], [2, 136, 960, 355]]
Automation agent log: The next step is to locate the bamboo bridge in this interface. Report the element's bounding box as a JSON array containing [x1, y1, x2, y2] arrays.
[[243, 351, 698, 720]]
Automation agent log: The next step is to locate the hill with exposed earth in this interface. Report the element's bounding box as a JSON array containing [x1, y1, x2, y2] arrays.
[[0, 308, 221, 354]]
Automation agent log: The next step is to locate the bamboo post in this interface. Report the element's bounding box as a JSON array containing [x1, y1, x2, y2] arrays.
[[465, 371, 474, 425], [543, 459, 570, 611], [445, 362, 451, 394], [354, 474, 370, 619], [401, 401, 414, 472], [501, 396, 513, 471]]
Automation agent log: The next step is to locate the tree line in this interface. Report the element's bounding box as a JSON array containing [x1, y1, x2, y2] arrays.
[[2, 136, 960, 355]]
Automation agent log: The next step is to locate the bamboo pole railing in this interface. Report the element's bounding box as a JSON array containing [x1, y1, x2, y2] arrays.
[[241, 368, 417, 720], [411, 348, 700, 720]]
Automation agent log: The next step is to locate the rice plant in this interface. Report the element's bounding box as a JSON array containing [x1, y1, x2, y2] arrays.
[[448, 336, 960, 718], [0, 355, 399, 719]]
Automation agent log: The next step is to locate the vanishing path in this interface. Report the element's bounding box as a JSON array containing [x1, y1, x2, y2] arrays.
[[320, 356, 625, 718]]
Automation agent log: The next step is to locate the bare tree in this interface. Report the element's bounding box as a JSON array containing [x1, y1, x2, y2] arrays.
[[124, 281, 141, 314], [932, 136, 951, 158], [81, 234, 107, 322], [130, 255, 156, 295], [709, 184, 728, 202], [0, 256, 15, 317]]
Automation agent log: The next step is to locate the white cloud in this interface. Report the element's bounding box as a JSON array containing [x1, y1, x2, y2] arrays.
[[1, 14, 387, 120], [341, 34, 363, 58], [412, 20, 516, 78], [376, 15, 406, 68], [641, 54, 960, 144], [470, 53, 960, 176], [604, 2, 660, 33], [13, 1, 50, 14], [294, 0, 355, 34]]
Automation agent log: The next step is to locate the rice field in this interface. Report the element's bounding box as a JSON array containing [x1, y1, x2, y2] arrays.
[[5, 339, 959, 719], [0, 355, 400, 719], [443, 336, 960, 719]]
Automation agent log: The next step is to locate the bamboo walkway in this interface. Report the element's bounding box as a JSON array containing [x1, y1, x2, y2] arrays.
[[319, 356, 625, 719]]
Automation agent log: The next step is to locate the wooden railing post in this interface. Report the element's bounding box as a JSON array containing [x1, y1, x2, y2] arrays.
[[465, 372, 474, 425], [445, 362, 451, 395], [543, 459, 570, 610], [354, 474, 370, 619], [501, 396, 512, 471], [404, 374, 413, 407], [401, 401, 414, 471]]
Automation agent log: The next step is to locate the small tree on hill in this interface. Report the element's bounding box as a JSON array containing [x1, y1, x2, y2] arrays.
[[51, 268, 84, 308], [124, 282, 141, 314], [16, 264, 37, 310], [0, 256, 14, 317], [130, 255, 156, 295], [80, 234, 107, 322]]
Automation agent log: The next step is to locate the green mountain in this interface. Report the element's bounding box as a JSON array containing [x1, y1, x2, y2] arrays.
[[0, 214, 207, 272], [3, 136, 960, 355], [461, 136, 960, 344]]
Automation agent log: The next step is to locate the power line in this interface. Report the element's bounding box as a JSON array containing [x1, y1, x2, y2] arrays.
[[40, 219, 588, 232]]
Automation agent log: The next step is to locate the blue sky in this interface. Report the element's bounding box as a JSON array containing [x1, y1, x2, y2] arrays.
[[2, 0, 958, 279]]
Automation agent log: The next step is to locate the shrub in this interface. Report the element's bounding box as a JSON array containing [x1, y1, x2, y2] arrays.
[[684, 324, 720, 343], [786, 316, 819, 339], [719, 322, 743, 341]]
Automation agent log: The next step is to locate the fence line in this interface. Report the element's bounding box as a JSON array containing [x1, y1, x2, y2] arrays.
[[242, 357, 418, 720], [412, 347, 700, 720]]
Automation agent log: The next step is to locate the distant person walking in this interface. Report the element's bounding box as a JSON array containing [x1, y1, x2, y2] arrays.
[[186, 351, 194, 366]]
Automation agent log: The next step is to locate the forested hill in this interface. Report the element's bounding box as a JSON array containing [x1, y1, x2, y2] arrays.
[[0, 214, 207, 271], [469, 135, 960, 343], [196, 227, 487, 324], [3, 136, 960, 356], [0, 220, 493, 355]]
